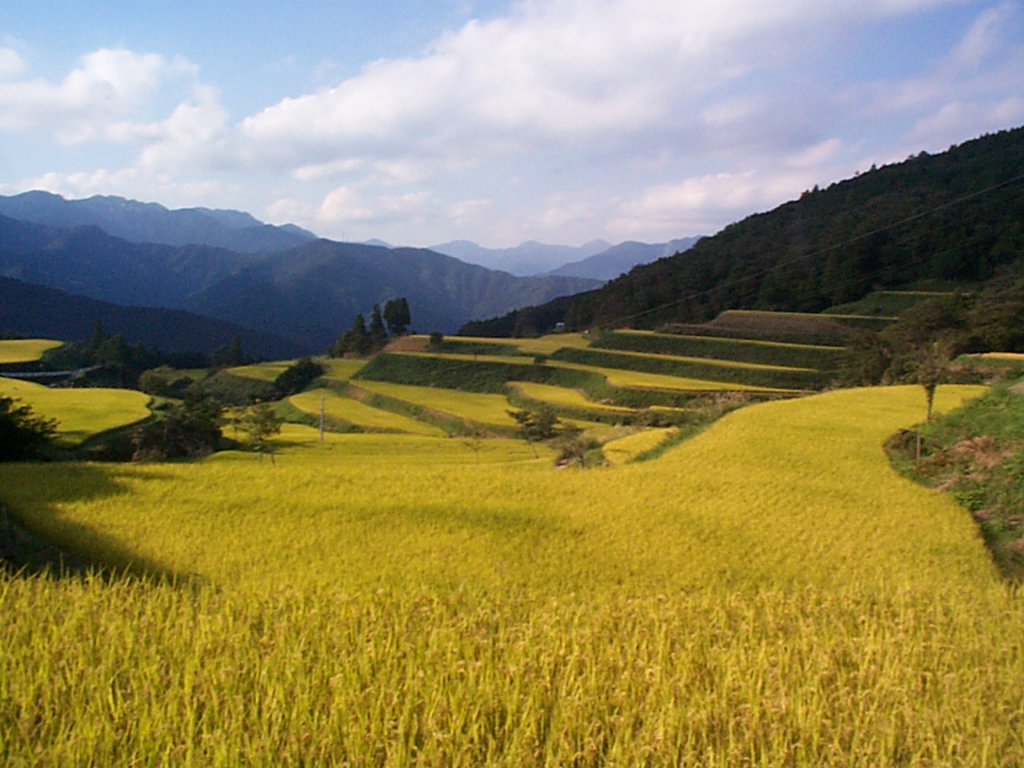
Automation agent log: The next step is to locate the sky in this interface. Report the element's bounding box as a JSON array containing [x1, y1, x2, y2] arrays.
[[1, 0, 1022, 251]]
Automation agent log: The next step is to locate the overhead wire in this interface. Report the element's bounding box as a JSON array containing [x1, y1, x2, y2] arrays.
[[588, 171, 1024, 331]]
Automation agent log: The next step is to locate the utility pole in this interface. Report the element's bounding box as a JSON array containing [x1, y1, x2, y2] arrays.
[[319, 389, 325, 443]]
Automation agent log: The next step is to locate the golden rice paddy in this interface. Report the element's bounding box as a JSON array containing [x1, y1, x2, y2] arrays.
[[2, 383, 1021, 767]]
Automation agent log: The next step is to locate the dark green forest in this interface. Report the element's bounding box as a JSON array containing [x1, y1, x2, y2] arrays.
[[462, 126, 1024, 337]]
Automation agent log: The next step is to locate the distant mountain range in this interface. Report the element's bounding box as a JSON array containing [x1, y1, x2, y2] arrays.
[[428, 238, 700, 279], [428, 240, 609, 276], [0, 191, 702, 354], [0, 210, 601, 352], [0, 191, 316, 254], [542, 238, 702, 280]]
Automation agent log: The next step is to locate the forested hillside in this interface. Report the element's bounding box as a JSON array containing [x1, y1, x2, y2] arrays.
[[464, 126, 1024, 336], [0, 276, 303, 359]]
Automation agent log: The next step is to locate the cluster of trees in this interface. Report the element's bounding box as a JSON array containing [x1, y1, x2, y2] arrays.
[[131, 355, 320, 460], [328, 297, 411, 357], [507, 407, 599, 466], [129, 394, 286, 462], [843, 263, 1024, 415], [272, 357, 325, 397], [40, 321, 216, 389], [0, 396, 57, 461], [130, 393, 224, 461]]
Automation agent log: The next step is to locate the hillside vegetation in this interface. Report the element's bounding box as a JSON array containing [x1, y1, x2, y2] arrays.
[[462, 126, 1024, 337], [888, 379, 1024, 580]]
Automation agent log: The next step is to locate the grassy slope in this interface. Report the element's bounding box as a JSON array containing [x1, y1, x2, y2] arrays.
[[510, 381, 635, 413], [4, 385, 1022, 766], [601, 427, 676, 465], [0, 385, 991, 593], [0, 339, 63, 364], [888, 380, 1024, 580], [594, 329, 846, 371], [353, 380, 521, 427], [288, 388, 446, 436], [226, 361, 295, 382], [0, 376, 151, 446]]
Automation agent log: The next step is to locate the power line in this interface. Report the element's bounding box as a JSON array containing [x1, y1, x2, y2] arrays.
[[590, 171, 1024, 330]]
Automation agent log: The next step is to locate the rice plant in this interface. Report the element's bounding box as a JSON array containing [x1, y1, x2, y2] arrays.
[[3, 384, 1020, 767], [0, 338, 63, 364]]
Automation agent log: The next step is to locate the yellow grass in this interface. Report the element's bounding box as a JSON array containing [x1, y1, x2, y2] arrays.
[[445, 334, 593, 356], [319, 357, 366, 381], [512, 333, 592, 354], [549, 359, 794, 391], [0, 338, 63, 363], [582, 344, 816, 372], [395, 351, 531, 365], [226, 361, 295, 381], [395, 350, 791, 392], [288, 388, 445, 435], [511, 381, 634, 413], [601, 427, 676, 464], [0, 384, 990, 593], [211, 423, 548, 466], [0, 376, 151, 445], [355, 380, 520, 426], [4, 383, 1023, 766], [617, 327, 840, 351]]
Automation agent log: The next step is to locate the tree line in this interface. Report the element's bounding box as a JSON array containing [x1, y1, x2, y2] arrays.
[[328, 297, 410, 357]]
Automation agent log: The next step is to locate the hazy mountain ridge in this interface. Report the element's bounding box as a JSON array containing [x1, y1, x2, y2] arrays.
[[0, 213, 600, 352], [0, 191, 317, 255], [0, 214, 256, 309], [429, 239, 612, 276], [181, 240, 601, 349], [543, 237, 703, 280]]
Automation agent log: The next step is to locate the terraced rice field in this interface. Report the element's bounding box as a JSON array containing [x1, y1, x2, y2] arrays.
[[0, 339, 63, 364], [4, 384, 1022, 766], [228, 358, 364, 384], [0, 376, 151, 445], [550, 359, 793, 392], [210, 423, 547, 466], [288, 388, 445, 436], [353, 380, 521, 427], [227, 361, 295, 382], [510, 381, 634, 413], [600, 427, 676, 464], [319, 358, 366, 382]]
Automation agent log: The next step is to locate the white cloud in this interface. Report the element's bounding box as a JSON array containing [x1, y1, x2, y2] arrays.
[[787, 138, 845, 168], [3, 0, 1018, 249], [610, 157, 836, 239], [952, 1, 1016, 67], [908, 97, 1024, 148], [0, 47, 24, 78], [237, 0, 966, 178], [135, 86, 231, 170], [3, 168, 229, 208], [0, 48, 205, 143], [293, 185, 439, 235]]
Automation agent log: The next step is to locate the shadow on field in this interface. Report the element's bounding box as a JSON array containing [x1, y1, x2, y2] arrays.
[[0, 463, 206, 587]]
